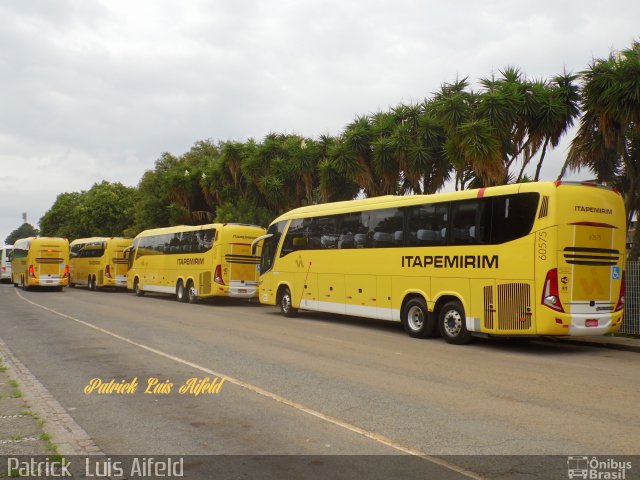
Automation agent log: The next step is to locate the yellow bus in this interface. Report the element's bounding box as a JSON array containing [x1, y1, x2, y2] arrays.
[[127, 223, 265, 303], [11, 237, 70, 290], [255, 181, 626, 344], [69, 237, 132, 290]]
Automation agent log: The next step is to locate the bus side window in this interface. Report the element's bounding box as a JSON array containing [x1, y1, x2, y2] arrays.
[[280, 219, 306, 256], [490, 193, 539, 243], [365, 208, 402, 248], [450, 199, 490, 245], [338, 212, 366, 249], [408, 203, 449, 246]]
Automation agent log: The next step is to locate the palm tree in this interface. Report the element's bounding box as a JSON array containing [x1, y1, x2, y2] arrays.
[[564, 42, 640, 257]]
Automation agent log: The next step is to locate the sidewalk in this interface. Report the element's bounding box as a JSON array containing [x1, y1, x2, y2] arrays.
[[0, 357, 56, 455], [542, 334, 640, 353], [0, 338, 103, 457]]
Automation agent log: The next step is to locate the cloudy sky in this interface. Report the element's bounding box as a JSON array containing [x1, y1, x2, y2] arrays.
[[0, 0, 638, 241]]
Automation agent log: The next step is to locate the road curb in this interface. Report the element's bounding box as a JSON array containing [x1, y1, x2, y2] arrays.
[[0, 336, 103, 456], [542, 336, 640, 353]]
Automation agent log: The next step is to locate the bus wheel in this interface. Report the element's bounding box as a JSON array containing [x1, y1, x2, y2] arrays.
[[21, 279, 29, 291], [134, 278, 144, 297], [438, 301, 472, 345], [187, 280, 198, 304], [401, 297, 436, 338], [90, 276, 97, 291], [176, 280, 187, 303], [278, 286, 298, 317]]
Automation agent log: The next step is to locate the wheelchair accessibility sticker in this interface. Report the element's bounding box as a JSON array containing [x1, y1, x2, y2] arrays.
[[612, 266, 620, 280]]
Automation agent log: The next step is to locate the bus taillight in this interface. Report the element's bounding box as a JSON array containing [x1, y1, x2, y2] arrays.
[[542, 268, 564, 312], [63, 265, 69, 279], [29, 265, 36, 278], [105, 265, 112, 279], [214, 264, 225, 285], [615, 271, 625, 312]]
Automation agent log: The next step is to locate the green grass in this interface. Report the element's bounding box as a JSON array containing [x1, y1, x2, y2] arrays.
[[40, 432, 58, 453], [6, 380, 22, 398]]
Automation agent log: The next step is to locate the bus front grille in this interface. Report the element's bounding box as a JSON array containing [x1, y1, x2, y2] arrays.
[[497, 283, 531, 331], [563, 247, 619, 266]]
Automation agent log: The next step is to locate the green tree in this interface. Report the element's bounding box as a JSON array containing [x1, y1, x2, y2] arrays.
[[5, 223, 39, 245], [39, 191, 84, 238], [563, 41, 640, 258], [39, 182, 137, 240]]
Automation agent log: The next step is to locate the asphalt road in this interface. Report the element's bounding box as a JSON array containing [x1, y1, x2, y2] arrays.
[[0, 284, 638, 478]]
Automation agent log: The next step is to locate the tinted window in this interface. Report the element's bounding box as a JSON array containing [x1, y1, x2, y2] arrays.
[[450, 199, 490, 245], [365, 208, 404, 248], [338, 212, 367, 249], [281, 219, 308, 256], [308, 216, 339, 250], [490, 193, 539, 243], [261, 220, 287, 272], [407, 203, 449, 246]]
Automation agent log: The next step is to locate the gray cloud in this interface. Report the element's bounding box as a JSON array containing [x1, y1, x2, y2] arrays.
[[0, 0, 638, 240]]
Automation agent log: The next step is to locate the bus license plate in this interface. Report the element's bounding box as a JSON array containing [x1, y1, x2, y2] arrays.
[[585, 319, 599, 327], [239, 288, 247, 294]]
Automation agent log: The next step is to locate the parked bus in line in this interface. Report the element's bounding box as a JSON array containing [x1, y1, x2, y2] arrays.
[[11, 237, 70, 290], [253, 181, 626, 344], [69, 237, 132, 290], [1, 245, 13, 282], [127, 223, 265, 303]]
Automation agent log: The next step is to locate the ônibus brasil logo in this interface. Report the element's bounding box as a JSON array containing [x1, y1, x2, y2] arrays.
[[567, 456, 632, 479]]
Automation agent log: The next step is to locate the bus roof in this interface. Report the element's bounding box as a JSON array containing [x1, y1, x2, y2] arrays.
[[270, 181, 618, 223], [70, 237, 131, 246], [13, 237, 69, 248], [272, 183, 528, 222], [133, 223, 264, 239]]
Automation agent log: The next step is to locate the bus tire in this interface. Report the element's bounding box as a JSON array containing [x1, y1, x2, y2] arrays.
[[187, 280, 198, 304], [278, 286, 298, 317], [89, 276, 97, 291], [134, 278, 144, 297], [438, 300, 472, 345], [21, 278, 29, 291], [176, 280, 187, 303], [401, 297, 436, 338]]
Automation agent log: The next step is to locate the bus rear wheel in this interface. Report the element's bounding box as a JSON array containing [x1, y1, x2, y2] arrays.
[[278, 286, 298, 317], [176, 280, 187, 303], [187, 280, 198, 304], [438, 300, 472, 345], [401, 297, 436, 338], [134, 278, 144, 297], [89, 276, 97, 291]]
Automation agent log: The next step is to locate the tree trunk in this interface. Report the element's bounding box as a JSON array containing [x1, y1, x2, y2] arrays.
[[533, 138, 550, 181]]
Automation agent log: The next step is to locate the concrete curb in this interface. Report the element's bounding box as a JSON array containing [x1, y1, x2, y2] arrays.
[[542, 336, 640, 353]]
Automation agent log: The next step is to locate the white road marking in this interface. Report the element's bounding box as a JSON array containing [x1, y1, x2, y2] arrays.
[[15, 289, 482, 479]]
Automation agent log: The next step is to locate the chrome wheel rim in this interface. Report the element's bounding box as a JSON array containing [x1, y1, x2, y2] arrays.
[[407, 305, 424, 331], [282, 293, 291, 313], [443, 309, 462, 337]]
